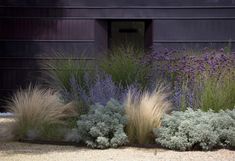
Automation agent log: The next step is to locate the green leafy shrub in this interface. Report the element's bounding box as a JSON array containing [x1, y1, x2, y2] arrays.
[[7, 86, 76, 140], [100, 46, 149, 88], [154, 109, 235, 151], [72, 99, 128, 149]]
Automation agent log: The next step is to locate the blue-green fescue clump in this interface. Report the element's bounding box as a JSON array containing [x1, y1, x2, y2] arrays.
[[73, 99, 128, 149], [154, 109, 235, 151]]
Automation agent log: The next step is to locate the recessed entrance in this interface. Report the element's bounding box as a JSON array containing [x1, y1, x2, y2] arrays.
[[94, 20, 152, 53], [108, 20, 152, 50]]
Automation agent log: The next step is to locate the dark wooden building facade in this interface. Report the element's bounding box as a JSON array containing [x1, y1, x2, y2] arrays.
[[0, 0, 235, 111]]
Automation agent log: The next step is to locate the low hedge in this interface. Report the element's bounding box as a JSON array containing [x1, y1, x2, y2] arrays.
[[154, 109, 235, 151]]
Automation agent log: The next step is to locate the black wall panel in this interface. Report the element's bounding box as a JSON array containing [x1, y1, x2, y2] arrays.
[[1, 7, 235, 18], [1, 0, 235, 6], [153, 19, 235, 43]]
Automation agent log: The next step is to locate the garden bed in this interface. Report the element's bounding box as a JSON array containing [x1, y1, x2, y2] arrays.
[[1, 47, 234, 154], [1, 117, 234, 152]]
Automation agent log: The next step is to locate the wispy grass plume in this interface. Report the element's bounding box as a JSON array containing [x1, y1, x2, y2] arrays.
[[6, 86, 76, 140], [124, 85, 171, 144]]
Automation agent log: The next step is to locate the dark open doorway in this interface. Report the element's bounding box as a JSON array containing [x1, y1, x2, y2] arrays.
[[94, 19, 152, 54], [108, 20, 152, 50]]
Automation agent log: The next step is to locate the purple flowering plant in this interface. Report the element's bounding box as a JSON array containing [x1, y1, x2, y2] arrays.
[[145, 48, 235, 110], [61, 72, 129, 112]]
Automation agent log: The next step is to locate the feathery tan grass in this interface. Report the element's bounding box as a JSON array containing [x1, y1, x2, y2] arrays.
[[125, 85, 171, 144], [6, 86, 77, 140]]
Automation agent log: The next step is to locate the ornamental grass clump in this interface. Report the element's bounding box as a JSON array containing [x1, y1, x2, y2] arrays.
[[72, 99, 128, 149], [7, 86, 76, 140], [154, 109, 235, 151], [100, 45, 150, 89], [43, 55, 94, 114], [196, 71, 235, 112], [44, 56, 91, 92], [125, 85, 171, 144]]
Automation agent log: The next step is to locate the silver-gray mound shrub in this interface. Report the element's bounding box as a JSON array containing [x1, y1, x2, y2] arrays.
[[74, 99, 128, 149], [154, 109, 235, 151]]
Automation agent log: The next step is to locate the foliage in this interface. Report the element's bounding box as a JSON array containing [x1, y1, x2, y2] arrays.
[[62, 73, 128, 108], [124, 85, 171, 144], [43, 55, 95, 113], [224, 41, 232, 54], [88, 74, 128, 105], [145, 49, 235, 110], [44, 55, 92, 92], [71, 99, 128, 149], [148, 49, 235, 83], [154, 109, 235, 151], [61, 74, 92, 114], [100, 45, 150, 88], [7, 86, 76, 140], [196, 72, 235, 112]]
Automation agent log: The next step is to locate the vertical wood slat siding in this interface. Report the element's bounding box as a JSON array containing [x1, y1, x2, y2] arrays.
[[0, 18, 95, 111], [1, 0, 235, 6], [153, 19, 235, 41], [152, 19, 235, 50], [0, 19, 94, 40], [1, 8, 235, 18], [94, 20, 108, 54], [0, 42, 95, 57]]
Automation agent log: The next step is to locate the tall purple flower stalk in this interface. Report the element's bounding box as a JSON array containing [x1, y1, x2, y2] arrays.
[[89, 74, 128, 105], [61, 72, 129, 107]]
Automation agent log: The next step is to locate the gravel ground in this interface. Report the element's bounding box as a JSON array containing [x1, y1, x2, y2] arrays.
[[0, 142, 234, 161], [1, 117, 235, 161], [0, 117, 14, 141]]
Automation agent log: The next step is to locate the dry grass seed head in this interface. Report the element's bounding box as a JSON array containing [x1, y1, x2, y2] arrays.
[[7, 86, 77, 139], [125, 85, 171, 144]]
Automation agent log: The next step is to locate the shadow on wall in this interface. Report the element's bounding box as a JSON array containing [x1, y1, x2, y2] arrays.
[[0, 0, 64, 112]]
